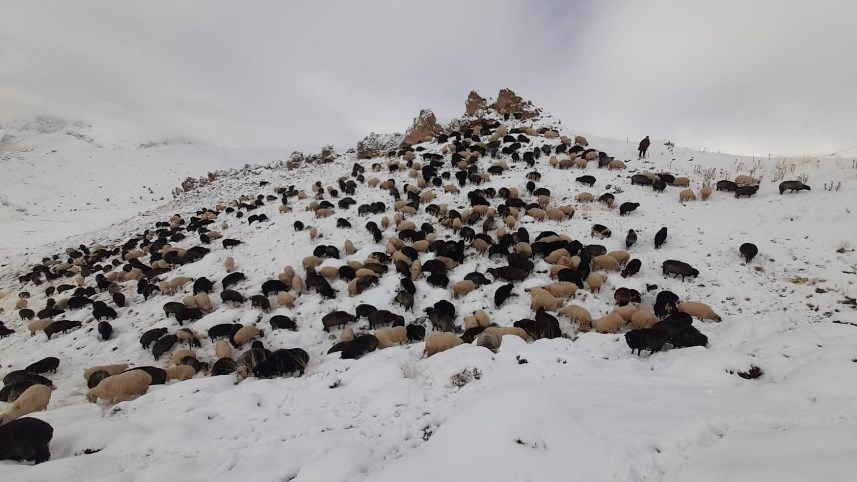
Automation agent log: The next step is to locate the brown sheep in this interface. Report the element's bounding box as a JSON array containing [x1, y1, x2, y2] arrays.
[[606, 250, 630, 266], [15, 299, 28, 310], [735, 175, 760, 186], [476, 330, 502, 352], [215, 340, 233, 359], [486, 326, 529, 341], [672, 177, 690, 187], [545, 248, 570, 265], [547, 282, 578, 298], [678, 302, 722, 322], [302, 256, 323, 269], [165, 365, 196, 382], [608, 160, 626, 170], [86, 370, 151, 404], [309, 227, 318, 241], [591, 313, 625, 334], [592, 255, 621, 271], [545, 208, 565, 221], [700, 186, 713, 201], [630, 308, 659, 329], [375, 326, 407, 349], [560, 305, 593, 330], [232, 326, 264, 347], [172, 350, 197, 365], [531, 293, 563, 311], [558, 205, 575, 217], [574, 135, 588, 146], [576, 192, 594, 202], [27, 319, 53, 337], [452, 280, 478, 298], [424, 333, 463, 357], [527, 208, 546, 221], [413, 240, 430, 252], [679, 189, 696, 203], [586, 272, 607, 293], [293, 274, 306, 294], [0, 384, 52, 424], [344, 240, 357, 255], [225, 257, 236, 273], [613, 305, 637, 322], [319, 266, 340, 279]]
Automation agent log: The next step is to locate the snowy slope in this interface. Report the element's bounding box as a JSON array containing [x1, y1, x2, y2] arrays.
[[1, 104, 857, 481]]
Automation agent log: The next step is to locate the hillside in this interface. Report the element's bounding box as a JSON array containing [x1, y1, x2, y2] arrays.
[[1, 90, 857, 481]]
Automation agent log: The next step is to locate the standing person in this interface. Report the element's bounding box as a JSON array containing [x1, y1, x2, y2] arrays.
[[638, 136, 650, 159]]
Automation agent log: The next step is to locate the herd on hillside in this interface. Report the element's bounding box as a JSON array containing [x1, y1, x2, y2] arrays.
[[0, 119, 809, 464]]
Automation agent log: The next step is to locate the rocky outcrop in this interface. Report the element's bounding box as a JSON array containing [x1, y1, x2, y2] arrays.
[[357, 132, 402, 159], [402, 109, 443, 146], [492, 88, 539, 120], [465, 91, 487, 116]]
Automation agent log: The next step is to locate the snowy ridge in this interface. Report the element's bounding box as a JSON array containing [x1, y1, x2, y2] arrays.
[[1, 94, 857, 481]]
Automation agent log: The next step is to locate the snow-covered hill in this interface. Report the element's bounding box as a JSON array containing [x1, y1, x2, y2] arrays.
[[1, 91, 857, 481]]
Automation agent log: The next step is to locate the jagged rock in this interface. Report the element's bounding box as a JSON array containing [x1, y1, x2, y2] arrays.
[[492, 88, 539, 120], [465, 91, 487, 116], [357, 132, 402, 159], [402, 109, 443, 146]]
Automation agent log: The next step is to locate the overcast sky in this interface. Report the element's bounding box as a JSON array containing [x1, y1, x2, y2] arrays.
[[2, 0, 855, 156]]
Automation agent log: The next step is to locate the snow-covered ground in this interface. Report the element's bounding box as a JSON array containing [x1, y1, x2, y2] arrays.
[[1, 109, 857, 481]]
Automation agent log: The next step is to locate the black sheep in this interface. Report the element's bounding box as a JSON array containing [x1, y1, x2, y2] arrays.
[[654, 291, 680, 319], [2, 370, 53, 388], [494, 283, 515, 308], [25, 357, 59, 374], [368, 310, 403, 329], [220, 290, 245, 305], [322, 311, 355, 331], [625, 229, 637, 249], [779, 180, 810, 194], [193, 277, 213, 294], [394, 290, 414, 311], [425, 307, 456, 332], [112, 292, 126, 308], [654, 227, 668, 249], [614, 287, 642, 306], [487, 266, 528, 282], [460, 326, 486, 344], [179, 356, 207, 373], [0, 381, 41, 403], [140, 328, 168, 348], [651, 319, 708, 348], [355, 304, 377, 319], [576, 175, 596, 187], [340, 335, 379, 360], [621, 259, 642, 278], [400, 277, 416, 295], [97, 321, 113, 341], [0, 326, 14, 338], [152, 334, 179, 360], [619, 202, 640, 216], [92, 301, 117, 321], [67, 296, 94, 310], [254, 348, 309, 378], [734, 185, 759, 198], [716, 180, 738, 191], [126, 366, 167, 385], [625, 328, 668, 355], [175, 308, 204, 325], [269, 315, 297, 331], [250, 295, 271, 312], [739, 243, 758, 263], [210, 358, 238, 376], [222, 272, 246, 290], [18, 309, 35, 320], [652, 180, 667, 192], [662, 260, 699, 281], [261, 280, 288, 296], [44, 320, 81, 340], [207, 323, 237, 341], [86, 370, 111, 389], [406, 324, 426, 342], [630, 174, 653, 186], [222, 238, 242, 249], [0, 417, 54, 464]]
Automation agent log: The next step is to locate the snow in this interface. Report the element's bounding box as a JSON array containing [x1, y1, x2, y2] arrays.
[[2, 110, 857, 481]]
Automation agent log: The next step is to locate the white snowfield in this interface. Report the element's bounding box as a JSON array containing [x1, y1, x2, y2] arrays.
[[1, 109, 857, 482]]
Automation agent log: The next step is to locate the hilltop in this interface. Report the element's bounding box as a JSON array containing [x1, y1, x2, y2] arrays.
[[1, 89, 857, 481]]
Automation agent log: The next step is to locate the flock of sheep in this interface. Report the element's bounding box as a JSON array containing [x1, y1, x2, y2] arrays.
[[0, 115, 811, 464]]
